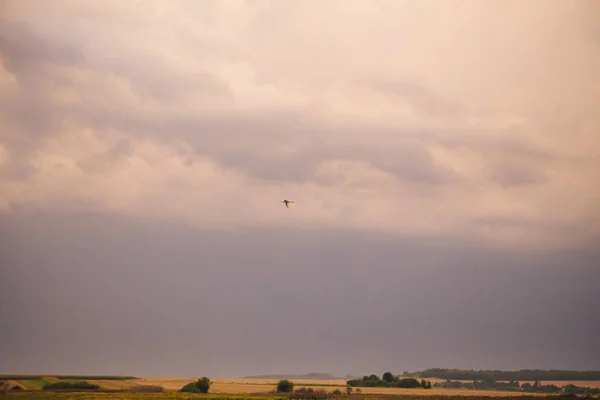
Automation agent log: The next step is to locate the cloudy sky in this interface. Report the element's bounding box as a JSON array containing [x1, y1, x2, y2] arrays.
[[1, 0, 599, 377]]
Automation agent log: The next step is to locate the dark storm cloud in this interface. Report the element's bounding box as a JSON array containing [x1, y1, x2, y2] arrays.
[[1, 0, 600, 379], [1, 211, 599, 376]]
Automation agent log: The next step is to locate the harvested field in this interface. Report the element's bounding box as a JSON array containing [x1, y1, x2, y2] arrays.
[[80, 378, 550, 396], [6, 376, 600, 397], [0, 392, 583, 400]]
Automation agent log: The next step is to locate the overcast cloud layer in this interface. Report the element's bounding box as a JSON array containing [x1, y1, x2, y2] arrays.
[[1, 0, 599, 377]]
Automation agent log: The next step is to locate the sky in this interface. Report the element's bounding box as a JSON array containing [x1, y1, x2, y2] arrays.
[[1, 0, 599, 377]]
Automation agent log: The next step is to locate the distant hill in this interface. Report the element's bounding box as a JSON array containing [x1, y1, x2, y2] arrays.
[[242, 373, 343, 380], [404, 369, 600, 381]]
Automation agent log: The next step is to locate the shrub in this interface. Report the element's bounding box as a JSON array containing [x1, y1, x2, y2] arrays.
[[2, 381, 23, 392], [42, 381, 100, 390], [310, 389, 329, 400], [180, 377, 211, 393], [277, 379, 294, 393], [130, 385, 164, 392], [295, 387, 315, 394], [290, 388, 330, 400]]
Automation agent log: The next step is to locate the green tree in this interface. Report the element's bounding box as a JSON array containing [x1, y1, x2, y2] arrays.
[[42, 381, 100, 390], [180, 377, 211, 393], [277, 380, 294, 393], [397, 377, 421, 388], [383, 372, 394, 383], [585, 388, 600, 398]]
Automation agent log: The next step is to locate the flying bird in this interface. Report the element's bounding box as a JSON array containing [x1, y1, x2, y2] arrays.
[[281, 199, 295, 208]]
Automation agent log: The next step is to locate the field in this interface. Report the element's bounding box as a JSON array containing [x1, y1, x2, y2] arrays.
[[0, 392, 586, 400], [2, 377, 599, 399], [2, 377, 553, 396], [167, 378, 558, 397], [119, 378, 543, 396]]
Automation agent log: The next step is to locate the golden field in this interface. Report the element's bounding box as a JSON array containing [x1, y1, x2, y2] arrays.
[[5, 376, 600, 398], [519, 381, 600, 389], [85, 378, 551, 397]]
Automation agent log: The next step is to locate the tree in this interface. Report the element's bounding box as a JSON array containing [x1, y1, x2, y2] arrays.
[[42, 381, 100, 390], [180, 377, 211, 393], [277, 380, 294, 393], [585, 388, 600, 398], [382, 372, 394, 383], [397, 378, 421, 388]]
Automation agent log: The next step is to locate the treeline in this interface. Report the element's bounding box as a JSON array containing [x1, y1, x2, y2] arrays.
[[407, 368, 600, 381], [433, 378, 599, 395], [42, 381, 100, 390], [347, 373, 432, 389], [0, 375, 137, 380]]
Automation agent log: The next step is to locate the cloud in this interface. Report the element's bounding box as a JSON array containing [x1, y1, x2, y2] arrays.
[[77, 138, 134, 174], [1, 1, 600, 376], [486, 160, 547, 187], [357, 80, 464, 119], [1, 211, 599, 376], [1, 0, 599, 251]]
